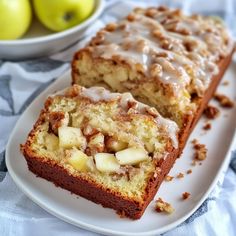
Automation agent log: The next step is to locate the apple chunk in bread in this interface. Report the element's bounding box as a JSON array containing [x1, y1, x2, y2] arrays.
[[95, 153, 120, 173], [115, 147, 148, 165], [58, 126, 86, 149], [67, 148, 89, 171], [45, 133, 59, 151]]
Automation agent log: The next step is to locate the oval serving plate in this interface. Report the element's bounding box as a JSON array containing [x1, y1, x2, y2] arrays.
[[6, 60, 236, 235]]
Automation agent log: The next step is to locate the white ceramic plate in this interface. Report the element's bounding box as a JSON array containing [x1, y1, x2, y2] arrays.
[[6, 61, 236, 235], [0, 0, 105, 60]]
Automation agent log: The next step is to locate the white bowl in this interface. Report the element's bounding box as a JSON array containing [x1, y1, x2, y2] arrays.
[[0, 0, 105, 60]]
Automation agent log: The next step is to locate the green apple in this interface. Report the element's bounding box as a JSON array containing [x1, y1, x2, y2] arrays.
[[33, 0, 95, 32], [0, 0, 32, 40]]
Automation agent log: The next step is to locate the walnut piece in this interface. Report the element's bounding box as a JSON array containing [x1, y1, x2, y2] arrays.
[[105, 23, 118, 32], [204, 105, 220, 119], [182, 192, 191, 200], [177, 172, 184, 179], [155, 198, 174, 214], [165, 175, 174, 182], [186, 169, 192, 174], [203, 122, 211, 130], [193, 140, 207, 161], [214, 93, 234, 108]]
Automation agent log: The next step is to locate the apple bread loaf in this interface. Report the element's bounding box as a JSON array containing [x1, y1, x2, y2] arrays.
[[21, 85, 179, 219], [72, 6, 234, 148]]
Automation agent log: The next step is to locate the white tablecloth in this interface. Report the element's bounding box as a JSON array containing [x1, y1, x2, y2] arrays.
[[0, 0, 236, 235]]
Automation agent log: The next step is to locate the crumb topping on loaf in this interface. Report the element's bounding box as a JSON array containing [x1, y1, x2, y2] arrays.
[[21, 85, 178, 201], [88, 6, 233, 97]]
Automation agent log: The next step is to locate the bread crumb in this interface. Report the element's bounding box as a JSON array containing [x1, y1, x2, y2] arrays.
[[177, 172, 184, 178], [204, 105, 220, 119], [186, 169, 192, 174], [155, 198, 174, 214], [165, 175, 174, 182], [203, 122, 211, 130], [194, 146, 207, 160], [222, 81, 229, 86], [182, 192, 191, 200], [193, 141, 207, 161], [214, 93, 234, 108], [191, 139, 198, 145], [191, 160, 197, 166]]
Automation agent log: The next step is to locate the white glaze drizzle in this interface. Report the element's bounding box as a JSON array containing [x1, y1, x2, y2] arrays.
[[89, 8, 234, 97]]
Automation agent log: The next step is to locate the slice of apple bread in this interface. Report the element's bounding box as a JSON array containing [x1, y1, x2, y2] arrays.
[[21, 85, 179, 219]]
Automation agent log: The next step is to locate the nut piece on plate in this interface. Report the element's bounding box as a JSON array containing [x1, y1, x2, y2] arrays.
[[155, 197, 174, 214], [165, 175, 174, 182], [115, 147, 148, 165], [193, 141, 207, 161], [45, 133, 59, 151], [67, 148, 90, 172], [214, 93, 234, 108], [182, 192, 191, 200], [95, 153, 120, 173], [58, 126, 86, 150], [204, 105, 219, 119]]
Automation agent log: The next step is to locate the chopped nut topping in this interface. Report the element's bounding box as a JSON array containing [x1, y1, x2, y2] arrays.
[[171, 9, 182, 16], [127, 100, 138, 110], [90, 34, 105, 46], [155, 198, 174, 214], [214, 93, 234, 108], [203, 122, 211, 130], [48, 111, 69, 134], [105, 23, 118, 32], [152, 29, 165, 40], [177, 172, 184, 178], [136, 39, 150, 53], [193, 140, 207, 161], [186, 169, 192, 174], [145, 8, 157, 18], [150, 63, 163, 77], [161, 39, 172, 50], [127, 14, 135, 22], [182, 192, 191, 200], [165, 175, 174, 182], [145, 107, 159, 117], [204, 105, 220, 119], [157, 6, 169, 11]]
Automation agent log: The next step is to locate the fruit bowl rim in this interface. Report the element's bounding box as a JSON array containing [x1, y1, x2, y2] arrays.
[[0, 0, 105, 45]]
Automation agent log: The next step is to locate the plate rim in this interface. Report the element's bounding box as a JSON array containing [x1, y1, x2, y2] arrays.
[[5, 69, 236, 236]]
